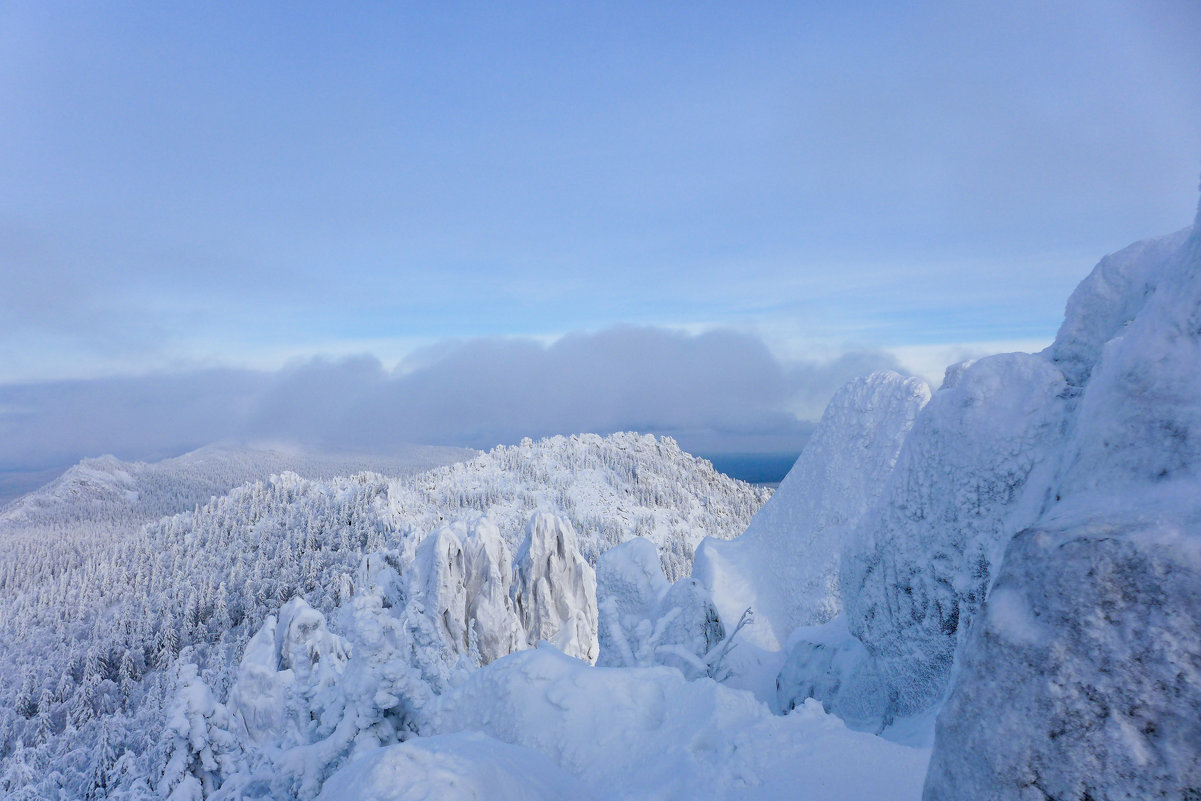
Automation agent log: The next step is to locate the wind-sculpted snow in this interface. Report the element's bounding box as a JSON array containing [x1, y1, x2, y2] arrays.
[[925, 204, 1201, 800], [693, 372, 930, 650], [0, 432, 767, 799]]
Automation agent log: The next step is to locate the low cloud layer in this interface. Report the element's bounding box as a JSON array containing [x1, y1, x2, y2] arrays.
[[0, 327, 904, 475]]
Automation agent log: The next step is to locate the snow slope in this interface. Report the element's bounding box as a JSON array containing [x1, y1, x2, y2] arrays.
[[425, 647, 930, 801]]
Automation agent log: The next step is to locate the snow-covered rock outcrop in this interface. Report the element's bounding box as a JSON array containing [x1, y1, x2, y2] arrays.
[[413, 518, 525, 664], [771, 193, 1201, 781], [924, 200, 1201, 800], [694, 372, 930, 650]]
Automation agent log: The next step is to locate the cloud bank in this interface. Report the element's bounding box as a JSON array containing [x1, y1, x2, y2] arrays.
[[0, 327, 904, 475]]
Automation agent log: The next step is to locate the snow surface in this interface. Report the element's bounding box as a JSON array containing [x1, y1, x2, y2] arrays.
[[426, 647, 930, 801], [316, 732, 596, 801]]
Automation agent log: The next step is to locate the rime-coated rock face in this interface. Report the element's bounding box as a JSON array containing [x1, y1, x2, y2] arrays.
[[413, 518, 525, 664], [462, 519, 524, 664], [512, 512, 599, 662], [416, 525, 471, 655], [924, 512, 1201, 801], [924, 211, 1201, 801], [694, 371, 930, 650], [838, 352, 1067, 721]]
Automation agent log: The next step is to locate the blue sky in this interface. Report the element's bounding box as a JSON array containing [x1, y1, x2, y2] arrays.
[[1, 1, 1200, 466]]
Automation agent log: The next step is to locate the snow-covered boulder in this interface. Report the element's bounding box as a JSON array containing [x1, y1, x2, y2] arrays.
[[775, 616, 885, 729], [316, 732, 597, 801], [694, 371, 930, 650], [512, 512, 599, 662], [924, 509, 1201, 801]]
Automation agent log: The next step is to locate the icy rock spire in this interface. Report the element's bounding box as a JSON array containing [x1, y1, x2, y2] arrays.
[[512, 512, 599, 662], [415, 517, 525, 664]]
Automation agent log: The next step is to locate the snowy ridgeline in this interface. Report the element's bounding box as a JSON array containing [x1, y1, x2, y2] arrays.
[[0, 444, 476, 599], [694, 199, 1201, 799], [0, 433, 771, 800]]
